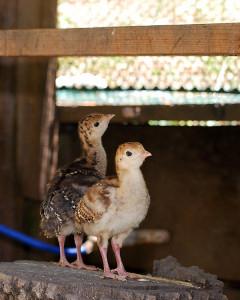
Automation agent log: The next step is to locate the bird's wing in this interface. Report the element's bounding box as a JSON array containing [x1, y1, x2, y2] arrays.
[[47, 157, 102, 195], [75, 177, 118, 224]]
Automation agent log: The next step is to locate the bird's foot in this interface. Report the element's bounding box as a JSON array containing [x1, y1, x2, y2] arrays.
[[111, 268, 138, 279], [71, 260, 98, 271], [58, 259, 75, 268], [103, 271, 117, 279], [102, 271, 126, 281], [111, 267, 128, 277]]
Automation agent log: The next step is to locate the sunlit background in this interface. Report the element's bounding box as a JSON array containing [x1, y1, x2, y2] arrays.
[[57, 0, 240, 116]]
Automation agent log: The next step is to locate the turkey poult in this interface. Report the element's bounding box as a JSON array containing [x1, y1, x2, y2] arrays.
[[40, 113, 114, 269], [75, 142, 151, 279]]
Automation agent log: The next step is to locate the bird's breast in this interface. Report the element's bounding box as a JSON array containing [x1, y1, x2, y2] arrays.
[[83, 177, 150, 238], [116, 190, 150, 227], [86, 189, 149, 237]]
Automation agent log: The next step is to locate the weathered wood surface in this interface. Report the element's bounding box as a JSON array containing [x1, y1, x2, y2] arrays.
[[0, 260, 227, 299], [153, 256, 224, 290], [58, 103, 240, 123], [16, 0, 57, 200], [0, 0, 57, 260], [0, 1, 19, 260], [0, 23, 239, 57]]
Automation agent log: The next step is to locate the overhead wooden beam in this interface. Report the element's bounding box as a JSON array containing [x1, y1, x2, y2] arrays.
[[0, 23, 240, 57], [57, 104, 240, 123]]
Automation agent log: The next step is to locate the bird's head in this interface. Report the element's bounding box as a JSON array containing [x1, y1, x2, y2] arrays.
[[116, 142, 152, 171], [78, 113, 114, 144]]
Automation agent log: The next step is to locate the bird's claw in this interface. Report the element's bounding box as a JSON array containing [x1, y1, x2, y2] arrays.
[[71, 261, 98, 271], [111, 268, 138, 279], [111, 268, 128, 277], [57, 260, 76, 268], [101, 271, 126, 281], [102, 271, 117, 279]]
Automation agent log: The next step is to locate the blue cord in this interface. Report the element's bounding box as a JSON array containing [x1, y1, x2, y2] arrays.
[[0, 224, 86, 256]]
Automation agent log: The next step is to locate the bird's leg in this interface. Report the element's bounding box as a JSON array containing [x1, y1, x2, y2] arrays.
[[111, 230, 136, 279], [71, 234, 97, 270], [111, 239, 127, 277], [57, 235, 72, 268], [97, 238, 116, 279]]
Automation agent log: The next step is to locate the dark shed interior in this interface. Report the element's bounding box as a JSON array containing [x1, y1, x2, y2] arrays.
[[0, 1, 240, 299]]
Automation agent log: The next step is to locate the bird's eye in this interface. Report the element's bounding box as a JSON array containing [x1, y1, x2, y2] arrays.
[[126, 151, 132, 157], [94, 122, 99, 127]]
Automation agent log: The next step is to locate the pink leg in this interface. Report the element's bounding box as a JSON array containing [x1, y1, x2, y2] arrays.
[[71, 234, 97, 270], [111, 240, 127, 277], [57, 235, 72, 267], [98, 244, 116, 279]]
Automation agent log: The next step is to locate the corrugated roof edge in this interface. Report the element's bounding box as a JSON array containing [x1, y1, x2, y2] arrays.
[[56, 86, 240, 94]]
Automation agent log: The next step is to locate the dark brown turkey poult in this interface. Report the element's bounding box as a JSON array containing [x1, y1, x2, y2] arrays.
[[40, 113, 114, 268]]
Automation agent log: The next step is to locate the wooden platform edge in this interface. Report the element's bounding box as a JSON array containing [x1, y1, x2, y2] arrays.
[[130, 272, 198, 288], [0, 261, 228, 300]]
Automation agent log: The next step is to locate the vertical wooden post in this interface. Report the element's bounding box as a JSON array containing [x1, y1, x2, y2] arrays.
[[16, 0, 57, 201], [0, 0, 57, 260], [0, 1, 19, 259]]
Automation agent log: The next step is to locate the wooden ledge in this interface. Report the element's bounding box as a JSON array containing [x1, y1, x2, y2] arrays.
[[0, 260, 227, 299], [0, 23, 240, 57]]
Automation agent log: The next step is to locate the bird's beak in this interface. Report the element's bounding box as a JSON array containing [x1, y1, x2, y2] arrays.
[[107, 114, 115, 120], [143, 151, 152, 158]]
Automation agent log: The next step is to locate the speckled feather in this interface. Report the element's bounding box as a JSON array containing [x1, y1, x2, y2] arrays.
[[40, 158, 103, 237], [40, 113, 113, 238], [75, 177, 118, 225]]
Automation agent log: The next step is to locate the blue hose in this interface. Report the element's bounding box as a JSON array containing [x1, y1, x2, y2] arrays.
[[0, 224, 86, 256]]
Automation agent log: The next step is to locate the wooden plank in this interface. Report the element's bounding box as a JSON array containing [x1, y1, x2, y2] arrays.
[[39, 59, 58, 199], [0, 23, 239, 56], [16, 0, 57, 201], [0, 58, 19, 260], [57, 104, 240, 123], [0, 1, 21, 260]]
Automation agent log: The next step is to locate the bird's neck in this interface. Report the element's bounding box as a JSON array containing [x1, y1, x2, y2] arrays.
[[81, 138, 107, 177], [118, 168, 145, 189]]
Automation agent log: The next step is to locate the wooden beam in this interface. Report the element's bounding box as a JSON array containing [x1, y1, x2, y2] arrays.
[[16, 0, 57, 201], [0, 23, 239, 56], [0, 1, 20, 260], [57, 104, 240, 123]]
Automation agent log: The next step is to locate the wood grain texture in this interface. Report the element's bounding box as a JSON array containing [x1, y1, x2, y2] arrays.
[[0, 261, 227, 299], [0, 23, 239, 57], [0, 0, 21, 261], [0, 0, 57, 261], [57, 103, 240, 123], [16, 0, 57, 200]]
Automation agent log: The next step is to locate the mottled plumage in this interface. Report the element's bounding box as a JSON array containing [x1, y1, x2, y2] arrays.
[[75, 142, 151, 278], [40, 113, 114, 268], [75, 178, 117, 225], [40, 158, 102, 237]]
